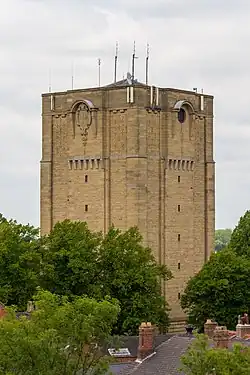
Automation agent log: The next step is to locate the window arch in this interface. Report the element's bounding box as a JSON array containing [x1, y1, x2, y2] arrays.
[[174, 100, 195, 124]]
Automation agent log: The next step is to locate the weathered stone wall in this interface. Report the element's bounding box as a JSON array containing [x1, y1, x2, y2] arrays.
[[40, 84, 215, 321]]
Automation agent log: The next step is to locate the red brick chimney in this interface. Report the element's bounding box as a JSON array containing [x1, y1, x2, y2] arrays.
[[137, 322, 155, 360], [236, 313, 250, 338], [204, 319, 218, 338], [213, 326, 229, 349], [0, 304, 6, 319]]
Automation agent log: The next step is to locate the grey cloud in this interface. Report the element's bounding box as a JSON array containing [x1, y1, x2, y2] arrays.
[[91, 0, 250, 19]]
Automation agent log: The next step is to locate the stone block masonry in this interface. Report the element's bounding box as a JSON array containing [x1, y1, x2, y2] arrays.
[[40, 79, 215, 322]]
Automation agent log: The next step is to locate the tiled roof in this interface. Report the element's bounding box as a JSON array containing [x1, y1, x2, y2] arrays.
[[105, 73, 146, 88], [110, 333, 250, 375], [111, 335, 194, 375], [104, 334, 172, 358], [109, 363, 136, 375], [231, 336, 250, 346]]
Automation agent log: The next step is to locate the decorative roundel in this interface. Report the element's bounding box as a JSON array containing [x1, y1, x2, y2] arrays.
[[178, 108, 186, 124]]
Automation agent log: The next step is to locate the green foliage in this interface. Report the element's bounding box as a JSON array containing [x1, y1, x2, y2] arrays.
[[180, 334, 250, 375], [0, 214, 172, 336], [0, 214, 40, 309], [215, 228, 232, 252], [0, 289, 119, 375], [229, 210, 250, 257], [39, 220, 172, 335], [39, 220, 103, 298], [99, 226, 172, 334], [181, 249, 250, 331], [181, 211, 250, 331]]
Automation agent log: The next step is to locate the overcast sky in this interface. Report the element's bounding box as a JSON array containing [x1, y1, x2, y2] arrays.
[[0, 0, 249, 230]]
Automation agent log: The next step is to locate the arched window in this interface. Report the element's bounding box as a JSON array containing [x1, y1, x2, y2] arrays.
[[178, 108, 186, 123]]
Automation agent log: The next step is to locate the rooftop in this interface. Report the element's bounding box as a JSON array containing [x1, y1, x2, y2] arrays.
[[108, 335, 194, 375], [105, 72, 146, 88], [107, 331, 250, 375], [42, 71, 213, 98]]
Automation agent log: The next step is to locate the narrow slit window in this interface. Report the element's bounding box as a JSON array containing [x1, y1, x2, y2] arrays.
[[85, 175, 88, 183], [178, 262, 181, 270], [178, 293, 181, 300], [178, 234, 180, 242], [85, 205, 88, 212], [178, 176, 180, 183], [178, 108, 186, 123], [178, 204, 181, 212]]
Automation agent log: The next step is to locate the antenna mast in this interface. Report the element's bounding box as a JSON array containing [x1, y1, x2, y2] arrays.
[[131, 41, 138, 84], [71, 62, 74, 90], [146, 43, 149, 85], [98, 58, 101, 87], [48, 69, 52, 93], [114, 42, 118, 83]]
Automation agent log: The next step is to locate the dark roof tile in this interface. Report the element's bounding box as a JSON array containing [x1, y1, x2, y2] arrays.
[[231, 337, 250, 346], [104, 334, 172, 358], [109, 363, 136, 375], [117, 336, 194, 375]]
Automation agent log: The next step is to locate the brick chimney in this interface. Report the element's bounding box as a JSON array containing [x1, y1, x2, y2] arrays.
[[137, 322, 155, 360], [236, 313, 250, 338], [236, 324, 250, 338], [213, 326, 229, 349], [204, 319, 218, 338]]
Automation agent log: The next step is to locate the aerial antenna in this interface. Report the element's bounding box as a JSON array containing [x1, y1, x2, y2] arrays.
[[131, 41, 138, 84], [114, 42, 118, 83], [71, 62, 74, 90], [48, 69, 52, 93], [146, 43, 149, 85], [98, 58, 101, 87]]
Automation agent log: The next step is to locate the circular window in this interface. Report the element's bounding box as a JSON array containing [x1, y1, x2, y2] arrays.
[[178, 108, 186, 123]]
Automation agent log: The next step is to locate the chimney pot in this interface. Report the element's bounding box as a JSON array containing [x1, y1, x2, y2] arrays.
[[185, 326, 194, 335], [204, 319, 218, 338]]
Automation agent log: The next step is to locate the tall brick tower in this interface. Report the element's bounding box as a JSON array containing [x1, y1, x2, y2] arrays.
[[40, 74, 215, 324]]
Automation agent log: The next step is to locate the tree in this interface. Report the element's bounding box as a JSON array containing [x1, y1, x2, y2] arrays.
[[180, 334, 250, 375], [98, 226, 172, 334], [0, 214, 40, 309], [215, 228, 232, 252], [0, 289, 120, 375], [39, 220, 172, 335], [229, 210, 250, 257], [39, 220, 103, 299], [181, 249, 250, 331]]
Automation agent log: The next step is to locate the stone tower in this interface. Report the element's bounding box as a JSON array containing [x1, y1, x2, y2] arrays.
[[40, 75, 215, 322]]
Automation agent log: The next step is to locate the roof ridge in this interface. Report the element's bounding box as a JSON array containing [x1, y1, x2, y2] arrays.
[[128, 336, 177, 374]]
